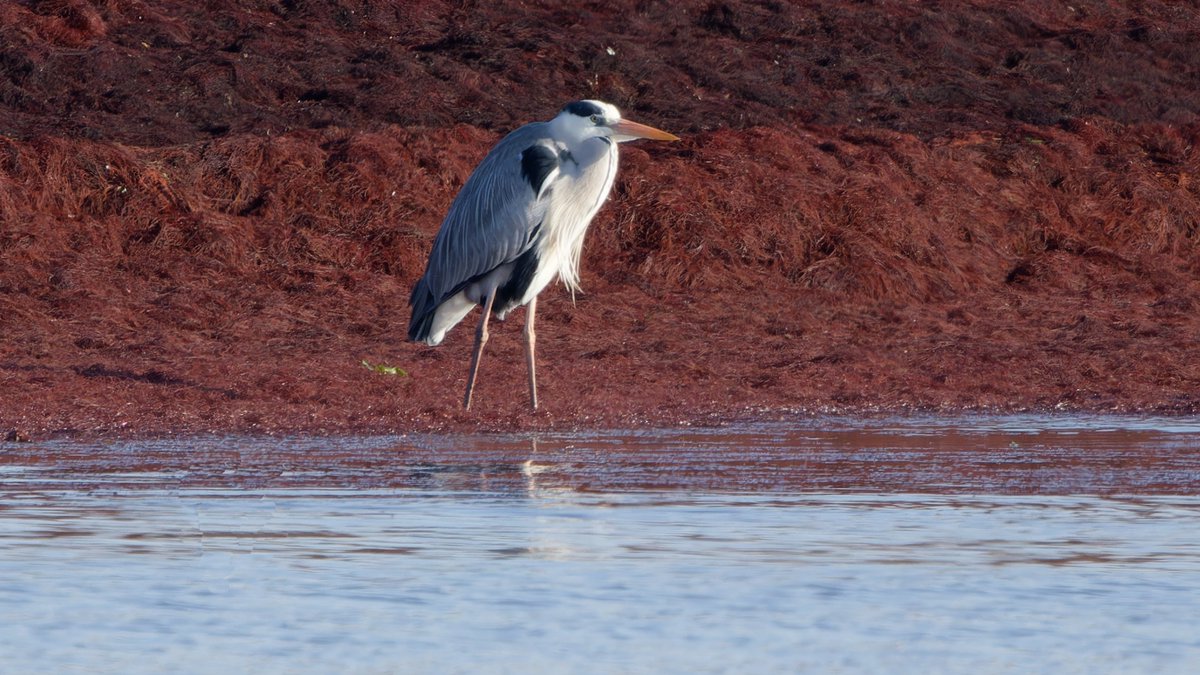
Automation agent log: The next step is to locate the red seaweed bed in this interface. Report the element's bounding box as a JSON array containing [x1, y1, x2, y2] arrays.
[[2, 0, 1199, 438]]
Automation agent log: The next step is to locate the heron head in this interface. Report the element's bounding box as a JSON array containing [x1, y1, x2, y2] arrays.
[[554, 100, 679, 144]]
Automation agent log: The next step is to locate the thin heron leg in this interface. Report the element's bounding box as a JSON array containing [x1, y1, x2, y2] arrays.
[[463, 289, 497, 410], [524, 297, 538, 410]]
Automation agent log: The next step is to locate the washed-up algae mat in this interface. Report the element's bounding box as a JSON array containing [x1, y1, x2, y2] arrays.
[[2, 1, 1199, 437]]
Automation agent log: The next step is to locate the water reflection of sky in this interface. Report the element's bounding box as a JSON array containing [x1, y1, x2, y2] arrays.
[[2, 416, 1199, 673]]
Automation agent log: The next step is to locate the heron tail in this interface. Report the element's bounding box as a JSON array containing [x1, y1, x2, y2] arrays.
[[408, 279, 437, 343]]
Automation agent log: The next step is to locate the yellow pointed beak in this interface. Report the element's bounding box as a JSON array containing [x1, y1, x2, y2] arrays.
[[611, 118, 680, 142]]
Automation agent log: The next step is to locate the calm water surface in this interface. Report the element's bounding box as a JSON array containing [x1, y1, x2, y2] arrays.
[[2, 416, 1199, 673]]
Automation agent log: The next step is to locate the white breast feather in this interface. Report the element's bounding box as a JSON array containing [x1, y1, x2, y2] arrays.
[[523, 140, 618, 305]]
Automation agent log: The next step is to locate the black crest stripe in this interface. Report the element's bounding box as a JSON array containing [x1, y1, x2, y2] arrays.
[[562, 100, 604, 118]]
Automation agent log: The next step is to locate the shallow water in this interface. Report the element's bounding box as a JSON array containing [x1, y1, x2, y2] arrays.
[[2, 416, 1199, 673]]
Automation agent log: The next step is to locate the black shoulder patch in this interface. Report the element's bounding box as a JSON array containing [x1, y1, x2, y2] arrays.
[[520, 144, 559, 195], [562, 100, 605, 118]]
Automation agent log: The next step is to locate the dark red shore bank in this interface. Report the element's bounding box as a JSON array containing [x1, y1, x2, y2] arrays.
[[2, 1, 1199, 438]]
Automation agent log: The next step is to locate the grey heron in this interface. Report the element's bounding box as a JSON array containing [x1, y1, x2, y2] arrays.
[[408, 100, 679, 410]]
